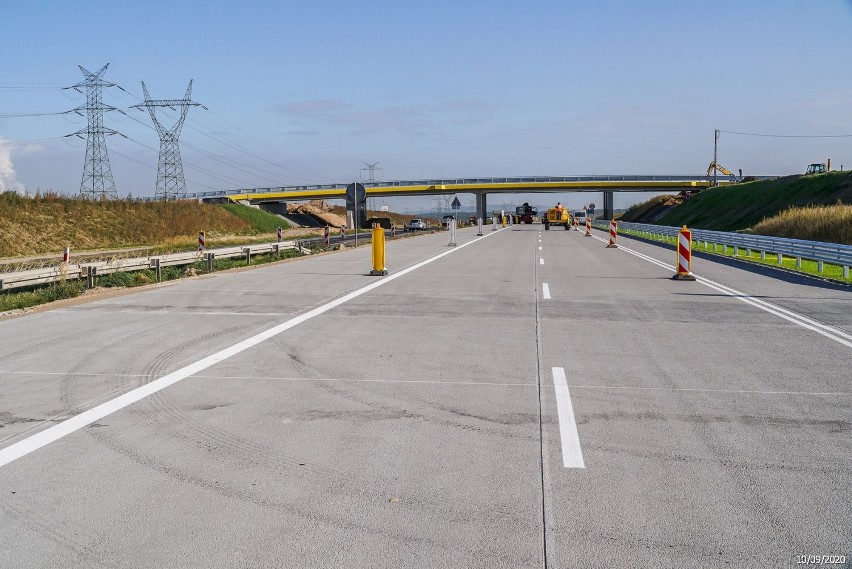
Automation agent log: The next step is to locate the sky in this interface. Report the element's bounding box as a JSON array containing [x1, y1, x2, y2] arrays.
[[2, 0, 851, 212]]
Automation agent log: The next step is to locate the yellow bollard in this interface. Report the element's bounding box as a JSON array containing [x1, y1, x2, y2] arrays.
[[501, 215, 506, 227], [370, 226, 387, 275]]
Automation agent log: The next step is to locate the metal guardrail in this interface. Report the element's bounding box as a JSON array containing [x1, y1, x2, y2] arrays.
[[603, 221, 852, 276], [0, 241, 305, 291]]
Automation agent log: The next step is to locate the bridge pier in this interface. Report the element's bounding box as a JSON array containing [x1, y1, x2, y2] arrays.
[[476, 193, 488, 221], [257, 201, 288, 216], [603, 191, 614, 220]]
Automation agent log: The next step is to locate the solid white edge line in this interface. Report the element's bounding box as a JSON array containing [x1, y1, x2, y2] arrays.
[[0, 228, 508, 469], [551, 367, 585, 468], [542, 283, 551, 299], [588, 231, 852, 348]]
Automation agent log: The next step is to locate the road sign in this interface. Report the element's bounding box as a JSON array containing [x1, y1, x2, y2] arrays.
[[588, 203, 595, 210], [451, 197, 461, 210], [346, 183, 366, 203]]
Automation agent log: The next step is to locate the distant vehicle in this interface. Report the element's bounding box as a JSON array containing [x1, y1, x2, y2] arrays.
[[441, 215, 455, 227], [543, 207, 571, 230], [573, 210, 587, 226], [407, 218, 427, 231], [805, 163, 827, 175], [514, 203, 538, 224]]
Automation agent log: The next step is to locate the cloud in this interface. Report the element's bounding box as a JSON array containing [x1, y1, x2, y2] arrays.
[[273, 98, 500, 137], [0, 135, 26, 193], [276, 100, 352, 114]]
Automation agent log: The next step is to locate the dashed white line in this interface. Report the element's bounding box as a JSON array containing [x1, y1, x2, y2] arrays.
[[552, 367, 585, 468], [542, 283, 551, 299], [540, 258, 544, 265], [539, 246, 542, 251]]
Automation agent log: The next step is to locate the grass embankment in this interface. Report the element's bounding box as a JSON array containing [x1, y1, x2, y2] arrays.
[[655, 171, 852, 238], [749, 203, 852, 244], [0, 191, 290, 258]]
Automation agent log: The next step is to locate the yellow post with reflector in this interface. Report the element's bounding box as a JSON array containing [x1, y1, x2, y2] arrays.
[[370, 225, 387, 276]]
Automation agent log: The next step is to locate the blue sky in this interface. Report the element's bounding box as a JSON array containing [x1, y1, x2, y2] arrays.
[[2, 0, 851, 211]]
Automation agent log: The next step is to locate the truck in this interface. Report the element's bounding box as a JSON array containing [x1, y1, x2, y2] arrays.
[[543, 207, 572, 230], [514, 202, 538, 224]]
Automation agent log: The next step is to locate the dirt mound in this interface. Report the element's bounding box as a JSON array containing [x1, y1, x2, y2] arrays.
[[288, 202, 347, 228]]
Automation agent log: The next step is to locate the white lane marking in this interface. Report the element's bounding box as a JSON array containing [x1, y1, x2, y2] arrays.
[[542, 283, 551, 299], [552, 367, 585, 468], [539, 246, 542, 251], [0, 229, 505, 469], [589, 232, 852, 348], [540, 258, 544, 265]]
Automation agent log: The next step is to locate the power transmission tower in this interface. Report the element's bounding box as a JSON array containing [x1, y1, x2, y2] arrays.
[[361, 162, 383, 211], [131, 80, 205, 200], [67, 63, 120, 199]]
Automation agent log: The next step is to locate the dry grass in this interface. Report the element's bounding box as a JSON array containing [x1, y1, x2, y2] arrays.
[[0, 191, 256, 257], [749, 203, 852, 245]]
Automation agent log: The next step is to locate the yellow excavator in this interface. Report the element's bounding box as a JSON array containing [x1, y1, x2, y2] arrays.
[[707, 161, 736, 178]]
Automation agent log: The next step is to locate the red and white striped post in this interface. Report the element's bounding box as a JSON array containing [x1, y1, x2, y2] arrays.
[[672, 225, 696, 280], [574, 216, 579, 231], [391, 223, 396, 238], [198, 230, 206, 252], [585, 218, 592, 237], [62, 246, 71, 263], [323, 226, 330, 246], [606, 220, 618, 248], [276, 227, 282, 243]]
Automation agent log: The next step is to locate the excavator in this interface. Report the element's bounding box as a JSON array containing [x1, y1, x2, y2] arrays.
[[707, 161, 736, 179]]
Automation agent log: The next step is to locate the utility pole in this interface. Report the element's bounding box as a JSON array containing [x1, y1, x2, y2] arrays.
[[713, 129, 719, 187], [66, 63, 121, 200], [131, 80, 206, 200]]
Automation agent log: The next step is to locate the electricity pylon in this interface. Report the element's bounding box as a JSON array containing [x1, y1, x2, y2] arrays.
[[67, 63, 120, 199], [131, 80, 205, 200]]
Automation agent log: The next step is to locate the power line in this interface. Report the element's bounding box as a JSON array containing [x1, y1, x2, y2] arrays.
[[0, 111, 73, 118], [720, 130, 852, 138]]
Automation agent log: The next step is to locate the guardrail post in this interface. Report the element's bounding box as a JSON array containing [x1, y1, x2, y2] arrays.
[[274, 243, 280, 258], [244, 247, 251, 265], [86, 266, 97, 288], [777, 253, 783, 265], [734, 246, 739, 257], [369, 226, 387, 276], [844, 265, 849, 279], [477, 217, 483, 236], [761, 251, 766, 261], [796, 257, 802, 269], [206, 252, 214, 271], [746, 248, 752, 257], [154, 258, 162, 281], [672, 226, 696, 281], [817, 261, 824, 273]]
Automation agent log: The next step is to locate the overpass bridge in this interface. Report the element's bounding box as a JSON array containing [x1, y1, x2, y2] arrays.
[[189, 174, 765, 221]]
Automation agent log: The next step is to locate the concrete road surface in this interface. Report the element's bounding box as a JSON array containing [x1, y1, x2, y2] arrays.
[[0, 224, 849, 568]]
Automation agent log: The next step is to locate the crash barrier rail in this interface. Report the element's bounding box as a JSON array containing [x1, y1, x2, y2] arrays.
[[0, 241, 309, 292], [0, 224, 450, 292], [593, 221, 852, 277]]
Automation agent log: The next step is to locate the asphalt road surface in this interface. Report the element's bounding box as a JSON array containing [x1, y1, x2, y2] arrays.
[[1, 224, 850, 568]]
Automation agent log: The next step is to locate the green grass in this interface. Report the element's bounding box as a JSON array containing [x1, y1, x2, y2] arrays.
[[614, 227, 852, 284], [655, 171, 852, 231], [218, 203, 289, 233]]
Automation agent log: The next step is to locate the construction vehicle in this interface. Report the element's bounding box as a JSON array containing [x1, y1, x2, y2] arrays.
[[543, 207, 571, 230], [805, 163, 827, 175], [707, 161, 736, 179], [514, 202, 538, 224]]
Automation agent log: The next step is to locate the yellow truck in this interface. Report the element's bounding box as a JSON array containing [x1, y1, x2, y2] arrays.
[[543, 207, 572, 230]]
